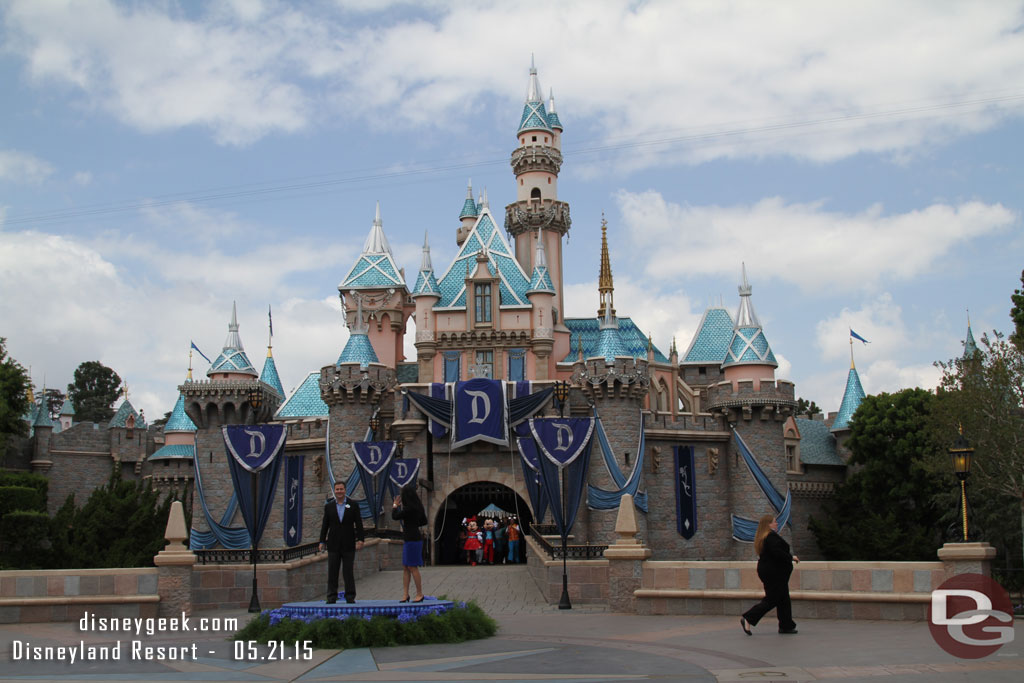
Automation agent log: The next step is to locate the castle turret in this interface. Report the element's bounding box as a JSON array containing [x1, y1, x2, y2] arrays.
[[337, 202, 412, 369], [456, 180, 478, 246], [721, 264, 778, 388], [412, 232, 441, 382], [505, 58, 570, 337], [527, 227, 556, 379], [260, 310, 285, 399], [207, 302, 258, 381], [31, 388, 54, 463], [963, 314, 980, 359], [831, 342, 865, 432]]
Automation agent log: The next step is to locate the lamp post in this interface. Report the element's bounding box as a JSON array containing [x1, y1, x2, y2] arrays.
[[949, 428, 974, 543], [552, 379, 572, 609], [247, 386, 263, 613], [369, 414, 380, 440]]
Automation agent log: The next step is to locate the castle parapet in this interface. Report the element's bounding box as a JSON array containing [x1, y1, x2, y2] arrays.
[[705, 378, 795, 422], [571, 356, 650, 400], [504, 198, 571, 238], [320, 363, 397, 406]]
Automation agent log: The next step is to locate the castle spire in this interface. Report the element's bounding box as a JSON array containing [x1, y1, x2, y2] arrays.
[[459, 179, 478, 219], [412, 231, 441, 297], [722, 265, 777, 370], [963, 311, 980, 359], [597, 215, 615, 318], [527, 226, 555, 294], [208, 302, 258, 377], [339, 203, 406, 290]]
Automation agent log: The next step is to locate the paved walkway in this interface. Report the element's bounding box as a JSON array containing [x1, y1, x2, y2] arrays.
[[1, 564, 1021, 682]]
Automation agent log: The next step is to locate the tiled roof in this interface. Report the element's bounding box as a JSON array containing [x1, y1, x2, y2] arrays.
[[32, 398, 53, 428], [519, 100, 553, 133], [459, 197, 478, 219], [275, 372, 328, 419], [412, 269, 441, 296], [547, 111, 562, 130], [596, 323, 630, 362], [339, 253, 405, 289], [794, 418, 844, 466], [527, 265, 555, 294], [563, 317, 669, 363], [723, 326, 778, 368], [260, 354, 285, 398], [109, 399, 145, 428], [964, 323, 979, 359], [435, 211, 531, 309], [60, 399, 75, 416], [210, 347, 258, 376], [831, 366, 865, 432], [149, 444, 195, 460], [337, 332, 379, 367], [165, 392, 197, 433], [682, 307, 735, 364]]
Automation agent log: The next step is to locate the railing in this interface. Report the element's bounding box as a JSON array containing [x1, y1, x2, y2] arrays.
[[993, 567, 1024, 615], [528, 525, 608, 560], [193, 529, 403, 565]]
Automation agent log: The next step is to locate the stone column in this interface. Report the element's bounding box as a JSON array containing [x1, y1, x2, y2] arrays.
[[603, 494, 651, 613], [937, 542, 996, 579], [153, 501, 197, 617]]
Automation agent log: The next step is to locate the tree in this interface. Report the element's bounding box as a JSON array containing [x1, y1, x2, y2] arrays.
[[67, 361, 121, 423], [810, 388, 946, 560], [44, 388, 65, 421], [933, 330, 1024, 569], [0, 338, 31, 442], [1011, 269, 1024, 351], [795, 397, 822, 418]]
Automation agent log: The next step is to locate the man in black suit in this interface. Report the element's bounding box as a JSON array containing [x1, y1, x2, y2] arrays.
[[319, 481, 365, 604]]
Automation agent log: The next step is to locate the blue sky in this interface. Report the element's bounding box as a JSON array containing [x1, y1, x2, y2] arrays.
[[1, 0, 1022, 421]]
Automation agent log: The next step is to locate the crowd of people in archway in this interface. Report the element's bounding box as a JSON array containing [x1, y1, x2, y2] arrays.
[[458, 515, 523, 565]]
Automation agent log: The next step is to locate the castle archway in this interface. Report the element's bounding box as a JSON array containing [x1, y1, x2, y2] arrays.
[[432, 481, 533, 565]]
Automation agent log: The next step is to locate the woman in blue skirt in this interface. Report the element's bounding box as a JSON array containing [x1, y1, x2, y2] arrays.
[[392, 484, 428, 602]]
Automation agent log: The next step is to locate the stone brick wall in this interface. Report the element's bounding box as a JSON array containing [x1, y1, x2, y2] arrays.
[[0, 568, 158, 623], [524, 535, 609, 605]]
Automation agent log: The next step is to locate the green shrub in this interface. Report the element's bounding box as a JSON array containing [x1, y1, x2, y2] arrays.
[[0, 510, 50, 568], [0, 471, 48, 494], [0, 485, 45, 516], [234, 601, 497, 650]]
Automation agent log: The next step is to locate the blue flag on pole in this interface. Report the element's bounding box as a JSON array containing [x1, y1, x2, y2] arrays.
[[191, 341, 212, 364], [850, 329, 870, 344]]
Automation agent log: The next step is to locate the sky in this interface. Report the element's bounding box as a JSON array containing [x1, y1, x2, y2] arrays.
[[1, 0, 1023, 422]]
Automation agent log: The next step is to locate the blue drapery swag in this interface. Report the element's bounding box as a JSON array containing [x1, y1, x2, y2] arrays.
[[325, 418, 376, 520], [223, 424, 287, 549], [586, 410, 648, 512], [404, 380, 554, 447], [516, 436, 549, 523], [529, 417, 595, 539], [730, 428, 793, 542], [284, 455, 304, 547], [674, 446, 697, 539], [353, 441, 397, 526], [189, 432, 249, 549], [387, 457, 421, 499], [429, 383, 448, 437]]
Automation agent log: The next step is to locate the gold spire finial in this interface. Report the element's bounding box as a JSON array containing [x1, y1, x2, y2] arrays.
[[187, 348, 193, 380], [850, 335, 856, 370], [597, 214, 615, 318]]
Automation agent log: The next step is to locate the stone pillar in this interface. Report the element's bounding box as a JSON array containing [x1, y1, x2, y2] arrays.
[[154, 501, 197, 617], [603, 494, 651, 613], [937, 542, 996, 579]]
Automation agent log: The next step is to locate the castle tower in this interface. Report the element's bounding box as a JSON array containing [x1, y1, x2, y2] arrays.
[[526, 227, 556, 380], [58, 397, 75, 432], [337, 202, 412, 369], [149, 371, 198, 486], [831, 341, 865, 433], [597, 216, 616, 320], [504, 58, 571, 337], [963, 314, 980, 359], [182, 305, 281, 545], [708, 265, 794, 557], [412, 232, 442, 382], [260, 308, 285, 399], [456, 180, 478, 247], [31, 388, 54, 463]]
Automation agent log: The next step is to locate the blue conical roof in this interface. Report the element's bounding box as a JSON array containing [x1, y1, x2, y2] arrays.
[[337, 332, 379, 367], [109, 399, 145, 428], [339, 202, 407, 290], [964, 322, 980, 359], [32, 395, 53, 429], [275, 372, 329, 419], [682, 306, 735, 364], [518, 60, 553, 134], [595, 310, 629, 362], [722, 266, 778, 369], [527, 228, 556, 294], [260, 352, 285, 398], [412, 232, 441, 297], [459, 181, 478, 219], [165, 392, 197, 433], [831, 366, 865, 432]]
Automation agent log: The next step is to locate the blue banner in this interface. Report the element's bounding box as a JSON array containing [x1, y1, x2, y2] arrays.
[[430, 383, 448, 437], [223, 424, 287, 472], [674, 446, 696, 539], [530, 417, 595, 539], [452, 378, 508, 448], [284, 455, 304, 547], [222, 424, 287, 548], [387, 457, 420, 499], [353, 441, 397, 525], [529, 417, 595, 468], [516, 437, 548, 523]]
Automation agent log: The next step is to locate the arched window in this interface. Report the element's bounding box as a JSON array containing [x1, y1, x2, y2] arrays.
[[531, 187, 541, 200]]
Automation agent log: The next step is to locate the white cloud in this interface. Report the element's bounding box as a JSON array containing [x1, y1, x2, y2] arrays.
[[617, 191, 1017, 292], [4, 1, 1022, 159], [0, 149, 54, 184], [72, 171, 92, 186]]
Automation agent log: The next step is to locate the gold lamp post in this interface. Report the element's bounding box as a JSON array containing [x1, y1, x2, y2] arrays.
[[246, 385, 264, 613], [949, 428, 974, 542], [553, 380, 570, 418]]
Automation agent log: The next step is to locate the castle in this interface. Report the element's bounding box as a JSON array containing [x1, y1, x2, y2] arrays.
[[19, 62, 876, 562]]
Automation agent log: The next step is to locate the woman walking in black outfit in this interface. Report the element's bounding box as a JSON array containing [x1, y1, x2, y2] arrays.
[[741, 514, 799, 635], [392, 484, 428, 603]]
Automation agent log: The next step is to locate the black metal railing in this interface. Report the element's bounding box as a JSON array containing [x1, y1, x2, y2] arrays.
[[528, 524, 608, 560], [192, 529, 403, 565]]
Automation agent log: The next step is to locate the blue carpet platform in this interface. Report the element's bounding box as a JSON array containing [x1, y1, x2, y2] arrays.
[[268, 595, 453, 623]]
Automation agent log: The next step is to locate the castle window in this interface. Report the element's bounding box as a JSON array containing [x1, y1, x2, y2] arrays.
[[531, 188, 541, 200], [544, 136, 548, 143], [475, 350, 494, 378], [532, 135, 537, 142], [508, 348, 526, 381], [443, 351, 461, 382], [474, 283, 492, 323], [786, 444, 801, 473], [547, 178, 551, 184]]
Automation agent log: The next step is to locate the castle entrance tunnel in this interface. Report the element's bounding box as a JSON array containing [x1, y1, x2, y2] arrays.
[[432, 481, 533, 565]]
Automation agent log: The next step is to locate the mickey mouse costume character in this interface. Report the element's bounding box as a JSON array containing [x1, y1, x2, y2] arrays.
[[319, 481, 365, 603]]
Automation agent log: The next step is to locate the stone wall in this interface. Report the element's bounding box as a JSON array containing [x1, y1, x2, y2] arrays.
[[525, 535, 609, 605], [0, 568, 159, 623]]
